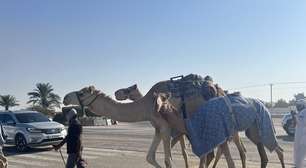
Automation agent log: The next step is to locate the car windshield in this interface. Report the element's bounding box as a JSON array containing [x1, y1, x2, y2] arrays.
[[15, 113, 50, 123]]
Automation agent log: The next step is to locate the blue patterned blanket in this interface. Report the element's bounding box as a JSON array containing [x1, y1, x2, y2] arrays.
[[185, 95, 278, 157]]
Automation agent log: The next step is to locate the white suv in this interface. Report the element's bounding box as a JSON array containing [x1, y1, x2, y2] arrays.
[[0, 111, 67, 152]]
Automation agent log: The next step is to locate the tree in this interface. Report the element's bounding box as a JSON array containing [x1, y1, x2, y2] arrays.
[[288, 99, 296, 106], [274, 99, 289, 108], [0, 95, 19, 111], [27, 83, 61, 114], [264, 101, 272, 108]]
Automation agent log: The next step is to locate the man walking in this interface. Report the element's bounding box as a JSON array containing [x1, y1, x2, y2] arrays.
[[53, 108, 84, 168], [293, 99, 306, 168]]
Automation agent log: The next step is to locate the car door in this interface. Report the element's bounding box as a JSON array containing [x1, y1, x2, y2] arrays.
[[1, 114, 17, 144]]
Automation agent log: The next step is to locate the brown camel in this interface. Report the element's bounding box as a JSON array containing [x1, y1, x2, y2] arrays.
[[115, 84, 191, 168], [64, 85, 178, 168], [155, 92, 285, 168], [115, 84, 246, 168], [154, 92, 236, 168]]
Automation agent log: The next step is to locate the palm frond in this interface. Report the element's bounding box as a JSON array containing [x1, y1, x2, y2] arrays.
[[0, 95, 19, 110], [27, 82, 61, 110]]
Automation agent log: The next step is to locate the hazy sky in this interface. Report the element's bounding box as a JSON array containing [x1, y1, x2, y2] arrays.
[[1, 0, 306, 110]]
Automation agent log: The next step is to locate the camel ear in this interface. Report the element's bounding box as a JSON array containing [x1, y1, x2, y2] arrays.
[[154, 94, 164, 114], [159, 92, 171, 102], [88, 86, 96, 94], [131, 84, 137, 90]]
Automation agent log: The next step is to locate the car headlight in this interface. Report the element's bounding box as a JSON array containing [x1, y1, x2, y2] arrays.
[[26, 127, 43, 133]]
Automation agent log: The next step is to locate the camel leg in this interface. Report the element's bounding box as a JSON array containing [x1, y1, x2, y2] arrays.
[[275, 146, 285, 168], [233, 133, 246, 168], [179, 136, 189, 168], [205, 151, 215, 167], [195, 151, 214, 168], [161, 128, 173, 168], [257, 143, 268, 168], [171, 135, 181, 148], [199, 154, 208, 168], [146, 129, 162, 168], [212, 146, 223, 168], [171, 134, 189, 167], [220, 142, 236, 168]]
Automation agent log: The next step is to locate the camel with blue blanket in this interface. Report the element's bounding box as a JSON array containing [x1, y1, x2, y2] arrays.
[[154, 92, 285, 168]]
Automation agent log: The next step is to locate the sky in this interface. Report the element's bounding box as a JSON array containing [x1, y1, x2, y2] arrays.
[[1, 0, 306, 110]]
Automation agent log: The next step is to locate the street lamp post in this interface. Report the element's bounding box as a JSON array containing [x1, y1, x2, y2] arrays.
[[270, 83, 273, 108]]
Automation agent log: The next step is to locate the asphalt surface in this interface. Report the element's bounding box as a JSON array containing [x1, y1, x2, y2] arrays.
[[3, 118, 298, 168]]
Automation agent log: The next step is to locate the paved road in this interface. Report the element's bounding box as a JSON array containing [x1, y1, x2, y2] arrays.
[[3, 118, 298, 168]]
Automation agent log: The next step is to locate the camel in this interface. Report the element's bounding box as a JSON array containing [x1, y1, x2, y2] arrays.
[[64, 85, 178, 168], [115, 84, 191, 168], [155, 91, 285, 168], [0, 155, 7, 168], [154, 92, 236, 168]]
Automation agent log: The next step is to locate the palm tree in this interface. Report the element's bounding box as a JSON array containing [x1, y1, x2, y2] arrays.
[[27, 83, 61, 110], [0, 95, 19, 111]]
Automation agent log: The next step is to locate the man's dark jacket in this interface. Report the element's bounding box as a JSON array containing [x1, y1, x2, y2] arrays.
[[57, 117, 83, 154]]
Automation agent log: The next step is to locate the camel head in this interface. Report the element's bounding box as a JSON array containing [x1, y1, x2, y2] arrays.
[[114, 84, 141, 101], [63, 86, 100, 107], [153, 92, 187, 133], [153, 92, 179, 119]]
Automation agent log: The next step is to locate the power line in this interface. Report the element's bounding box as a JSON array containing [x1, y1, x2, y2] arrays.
[[228, 84, 270, 90], [227, 81, 306, 107], [273, 81, 306, 85], [228, 81, 306, 90]]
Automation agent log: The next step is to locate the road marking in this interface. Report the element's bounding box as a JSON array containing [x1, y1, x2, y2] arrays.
[[38, 151, 99, 159], [13, 153, 63, 162], [8, 158, 48, 167]]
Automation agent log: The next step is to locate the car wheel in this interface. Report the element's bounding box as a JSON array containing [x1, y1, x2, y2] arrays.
[[15, 134, 28, 152], [284, 119, 295, 136]]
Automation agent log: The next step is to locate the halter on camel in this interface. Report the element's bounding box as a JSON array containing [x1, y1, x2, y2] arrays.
[[75, 91, 100, 116]]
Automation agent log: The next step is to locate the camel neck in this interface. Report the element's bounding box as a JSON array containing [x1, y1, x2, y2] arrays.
[[88, 94, 153, 122]]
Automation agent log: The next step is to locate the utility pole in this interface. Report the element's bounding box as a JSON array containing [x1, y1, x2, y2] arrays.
[[270, 83, 273, 107]]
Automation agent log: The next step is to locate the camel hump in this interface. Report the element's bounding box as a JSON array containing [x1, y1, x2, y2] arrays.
[[168, 74, 215, 99], [183, 74, 204, 82]]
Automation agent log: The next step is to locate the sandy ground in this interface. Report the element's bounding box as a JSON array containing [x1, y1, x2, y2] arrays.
[[4, 117, 298, 168]]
